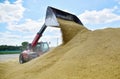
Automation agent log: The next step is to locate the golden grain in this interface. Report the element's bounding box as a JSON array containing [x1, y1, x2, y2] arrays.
[[1, 19, 120, 79]]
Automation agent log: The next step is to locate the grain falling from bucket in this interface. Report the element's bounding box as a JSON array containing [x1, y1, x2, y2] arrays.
[[57, 18, 88, 44]]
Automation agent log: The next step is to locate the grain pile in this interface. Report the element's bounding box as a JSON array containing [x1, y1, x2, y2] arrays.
[[1, 19, 120, 79], [58, 18, 88, 44], [0, 62, 6, 79]]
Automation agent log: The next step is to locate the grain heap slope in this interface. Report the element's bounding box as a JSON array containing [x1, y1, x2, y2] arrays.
[[2, 19, 120, 79]]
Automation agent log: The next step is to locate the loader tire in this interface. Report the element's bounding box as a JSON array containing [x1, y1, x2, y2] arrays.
[[19, 54, 26, 64]]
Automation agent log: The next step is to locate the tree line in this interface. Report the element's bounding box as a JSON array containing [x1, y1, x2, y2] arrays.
[[0, 45, 21, 51], [0, 41, 29, 51]]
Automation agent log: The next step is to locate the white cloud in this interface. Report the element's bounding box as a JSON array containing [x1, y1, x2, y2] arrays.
[[0, 31, 20, 39], [0, 0, 62, 46], [0, 31, 23, 45], [7, 19, 44, 33], [0, 30, 62, 46], [5, 19, 62, 46], [116, 0, 120, 4], [40, 35, 62, 47], [0, 31, 36, 45], [0, 0, 25, 23], [3, 34, 20, 39], [79, 6, 120, 24]]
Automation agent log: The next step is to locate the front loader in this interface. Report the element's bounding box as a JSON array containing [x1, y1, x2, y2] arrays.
[[19, 6, 83, 64]]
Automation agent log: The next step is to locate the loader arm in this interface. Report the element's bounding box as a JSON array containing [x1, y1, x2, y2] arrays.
[[31, 24, 47, 48]]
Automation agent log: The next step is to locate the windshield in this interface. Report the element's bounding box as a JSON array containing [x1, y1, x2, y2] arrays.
[[34, 42, 49, 53]]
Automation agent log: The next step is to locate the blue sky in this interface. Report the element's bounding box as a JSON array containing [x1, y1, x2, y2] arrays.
[[0, 0, 120, 46]]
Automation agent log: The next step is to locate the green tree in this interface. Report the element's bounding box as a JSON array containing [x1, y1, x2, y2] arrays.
[[21, 41, 29, 50]]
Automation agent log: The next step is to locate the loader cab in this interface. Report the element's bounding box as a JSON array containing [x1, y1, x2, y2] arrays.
[[33, 42, 49, 53], [27, 42, 49, 53]]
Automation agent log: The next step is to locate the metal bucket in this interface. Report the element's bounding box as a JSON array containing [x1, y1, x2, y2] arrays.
[[45, 6, 83, 27]]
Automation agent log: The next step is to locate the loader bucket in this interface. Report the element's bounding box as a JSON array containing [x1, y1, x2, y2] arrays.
[[45, 6, 83, 27]]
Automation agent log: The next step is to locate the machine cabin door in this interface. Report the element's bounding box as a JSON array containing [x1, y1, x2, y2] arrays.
[[35, 42, 49, 53]]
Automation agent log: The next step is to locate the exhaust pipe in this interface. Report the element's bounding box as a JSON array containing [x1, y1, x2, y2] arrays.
[[45, 6, 83, 27]]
